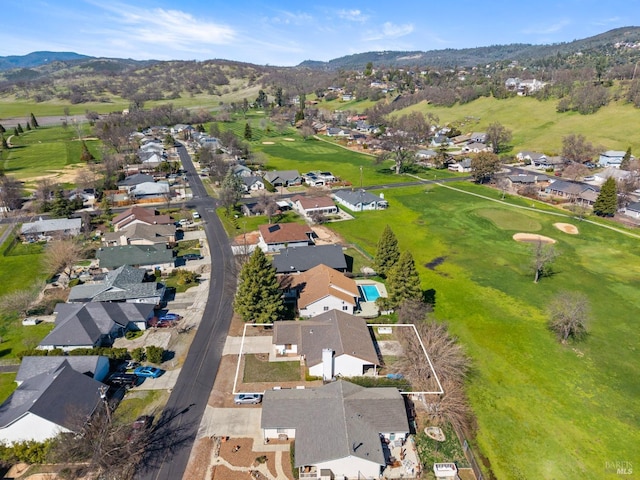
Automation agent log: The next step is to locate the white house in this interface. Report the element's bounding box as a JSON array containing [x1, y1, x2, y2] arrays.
[[273, 310, 380, 378], [598, 150, 627, 168], [332, 190, 388, 211], [280, 264, 359, 318], [241, 175, 265, 192], [448, 158, 472, 172], [623, 201, 640, 219], [21, 218, 82, 241], [593, 167, 633, 185], [261, 381, 410, 480], [0, 363, 104, 444], [291, 195, 338, 219], [258, 223, 315, 252]]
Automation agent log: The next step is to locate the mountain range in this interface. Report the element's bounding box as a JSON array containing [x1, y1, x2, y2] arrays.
[[1, 26, 640, 74]]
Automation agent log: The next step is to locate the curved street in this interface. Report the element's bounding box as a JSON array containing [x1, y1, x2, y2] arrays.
[[137, 145, 236, 480]]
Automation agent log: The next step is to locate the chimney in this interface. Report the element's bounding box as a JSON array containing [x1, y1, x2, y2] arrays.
[[322, 348, 334, 381]]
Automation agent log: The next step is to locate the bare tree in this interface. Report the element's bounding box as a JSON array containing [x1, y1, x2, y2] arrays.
[[43, 239, 83, 277], [561, 134, 596, 164], [531, 241, 558, 283], [300, 125, 315, 140], [427, 378, 472, 434], [0, 282, 43, 317], [256, 192, 278, 223], [0, 175, 23, 213], [548, 291, 590, 343], [563, 162, 589, 181]]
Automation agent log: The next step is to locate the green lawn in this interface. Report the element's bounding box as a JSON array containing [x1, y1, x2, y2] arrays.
[[2, 124, 100, 181], [243, 354, 301, 383], [329, 182, 640, 479], [114, 389, 170, 425], [398, 96, 640, 154], [0, 373, 17, 404]]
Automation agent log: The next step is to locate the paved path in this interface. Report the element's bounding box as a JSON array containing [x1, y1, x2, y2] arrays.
[[222, 336, 273, 355]]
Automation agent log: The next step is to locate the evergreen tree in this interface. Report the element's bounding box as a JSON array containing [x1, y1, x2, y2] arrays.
[[386, 250, 422, 308], [1, 135, 7, 150], [244, 122, 252, 140], [50, 188, 70, 217], [294, 109, 305, 122], [593, 177, 617, 217], [234, 248, 284, 323], [25, 122, 31, 131], [220, 168, 244, 213], [0, 124, 5, 133], [16, 123, 23, 134], [620, 147, 632, 170], [13, 127, 19, 137], [30, 113, 39, 128], [275, 87, 284, 107], [374, 225, 400, 277]]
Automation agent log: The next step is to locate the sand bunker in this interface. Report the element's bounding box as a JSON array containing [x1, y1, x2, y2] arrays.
[[513, 233, 556, 244], [283, 137, 295, 141], [554, 223, 579, 234], [261, 141, 275, 145]]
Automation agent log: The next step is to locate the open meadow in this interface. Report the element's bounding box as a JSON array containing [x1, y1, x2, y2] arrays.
[[398, 96, 640, 154], [328, 182, 640, 479]]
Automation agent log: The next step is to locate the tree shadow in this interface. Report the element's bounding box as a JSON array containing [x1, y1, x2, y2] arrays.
[[422, 289, 436, 309]]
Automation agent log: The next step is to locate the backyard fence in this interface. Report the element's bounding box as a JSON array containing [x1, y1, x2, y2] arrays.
[[453, 425, 486, 480]]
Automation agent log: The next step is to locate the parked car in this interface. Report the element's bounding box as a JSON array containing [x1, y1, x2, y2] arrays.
[[192, 211, 201, 219], [121, 360, 140, 371], [234, 393, 262, 404], [134, 366, 164, 378], [107, 373, 138, 388], [159, 313, 182, 322], [182, 253, 203, 261]]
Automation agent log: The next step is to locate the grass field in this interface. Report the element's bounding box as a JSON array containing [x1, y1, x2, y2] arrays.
[[329, 182, 640, 479], [243, 354, 301, 383], [398, 96, 640, 154], [2, 124, 100, 181]]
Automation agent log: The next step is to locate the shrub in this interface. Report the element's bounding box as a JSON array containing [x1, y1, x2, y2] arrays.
[[146, 345, 165, 364], [125, 330, 143, 340], [68, 278, 81, 288], [131, 347, 145, 362]]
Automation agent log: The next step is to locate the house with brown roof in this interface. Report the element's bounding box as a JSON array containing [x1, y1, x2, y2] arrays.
[[291, 195, 338, 219], [111, 206, 173, 232], [258, 223, 315, 252], [273, 310, 380, 378], [280, 264, 359, 318]]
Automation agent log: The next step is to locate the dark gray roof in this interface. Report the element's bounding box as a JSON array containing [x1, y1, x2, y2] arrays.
[[103, 223, 176, 244], [96, 244, 174, 269], [272, 245, 347, 274], [261, 381, 409, 467], [273, 310, 379, 367], [68, 266, 165, 303], [0, 363, 103, 432], [16, 356, 107, 384], [40, 302, 154, 348], [546, 180, 598, 195], [626, 201, 640, 212], [118, 173, 154, 187], [507, 174, 549, 183]]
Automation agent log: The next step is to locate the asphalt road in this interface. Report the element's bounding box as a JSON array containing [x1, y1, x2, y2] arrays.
[[137, 145, 236, 480]]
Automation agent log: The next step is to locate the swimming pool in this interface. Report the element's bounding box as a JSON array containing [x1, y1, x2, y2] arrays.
[[359, 284, 381, 302]]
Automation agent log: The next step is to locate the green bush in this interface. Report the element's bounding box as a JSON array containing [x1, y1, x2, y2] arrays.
[[0, 439, 53, 464], [131, 347, 145, 362], [68, 278, 82, 288], [145, 345, 165, 364], [125, 330, 143, 340]]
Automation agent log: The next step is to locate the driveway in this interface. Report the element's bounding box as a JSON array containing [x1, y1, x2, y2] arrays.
[[197, 406, 262, 440], [131, 368, 182, 391], [223, 336, 273, 355]]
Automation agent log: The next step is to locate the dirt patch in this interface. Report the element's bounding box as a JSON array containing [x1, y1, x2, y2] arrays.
[[512, 233, 556, 244], [184, 436, 214, 480], [209, 355, 238, 407], [312, 225, 345, 245], [554, 222, 579, 234], [261, 141, 275, 145]]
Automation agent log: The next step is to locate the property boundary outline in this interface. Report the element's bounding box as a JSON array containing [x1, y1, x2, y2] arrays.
[[232, 322, 444, 396]]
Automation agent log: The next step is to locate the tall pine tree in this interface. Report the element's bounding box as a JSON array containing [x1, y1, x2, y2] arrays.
[[620, 147, 632, 170], [374, 225, 400, 277], [30, 113, 39, 128], [234, 248, 284, 323], [593, 177, 617, 217], [386, 250, 422, 308], [244, 122, 252, 140]]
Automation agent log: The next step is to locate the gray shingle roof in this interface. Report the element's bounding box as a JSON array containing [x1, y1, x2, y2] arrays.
[[273, 310, 379, 367], [40, 302, 154, 348], [272, 245, 347, 273], [333, 189, 386, 207], [96, 244, 174, 269], [261, 380, 409, 467], [21, 218, 82, 236], [16, 356, 107, 384], [0, 363, 103, 433], [68, 266, 165, 303]]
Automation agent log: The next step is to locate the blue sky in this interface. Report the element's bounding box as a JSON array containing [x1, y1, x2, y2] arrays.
[[1, 0, 639, 66]]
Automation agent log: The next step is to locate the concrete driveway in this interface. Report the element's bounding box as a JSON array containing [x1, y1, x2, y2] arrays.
[[223, 336, 273, 355], [197, 406, 263, 440], [131, 368, 181, 390]]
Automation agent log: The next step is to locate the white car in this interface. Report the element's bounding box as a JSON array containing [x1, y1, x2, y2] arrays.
[[192, 211, 201, 219]]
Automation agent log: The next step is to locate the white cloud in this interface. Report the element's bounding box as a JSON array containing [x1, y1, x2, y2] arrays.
[[337, 9, 368, 23], [268, 10, 313, 25], [363, 22, 414, 41], [522, 20, 571, 35]]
